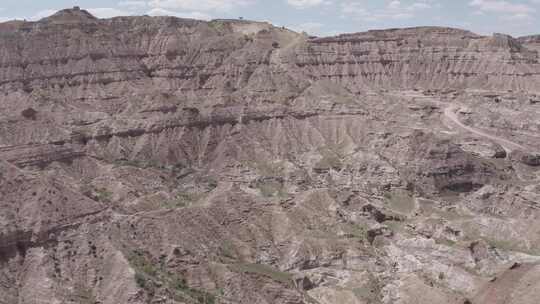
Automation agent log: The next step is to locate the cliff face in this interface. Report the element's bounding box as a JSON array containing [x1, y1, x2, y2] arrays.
[[519, 34, 540, 53], [298, 28, 540, 91], [1, 8, 540, 304], [1, 12, 539, 107]]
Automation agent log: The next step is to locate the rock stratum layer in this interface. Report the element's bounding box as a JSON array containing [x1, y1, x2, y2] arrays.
[[1, 8, 540, 304]]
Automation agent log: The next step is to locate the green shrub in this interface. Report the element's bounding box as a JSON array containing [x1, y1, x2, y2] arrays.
[[135, 272, 147, 288], [208, 20, 226, 31], [95, 188, 112, 203], [169, 274, 216, 304], [127, 249, 216, 303], [230, 263, 292, 285]]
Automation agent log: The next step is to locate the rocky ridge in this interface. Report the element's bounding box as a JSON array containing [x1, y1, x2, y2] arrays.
[[0, 7, 540, 304]]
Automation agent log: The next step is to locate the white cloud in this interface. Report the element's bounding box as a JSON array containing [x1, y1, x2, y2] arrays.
[[20, 5, 213, 23], [118, 1, 148, 8], [146, 8, 212, 20], [504, 13, 532, 20], [286, 0, 330, 9], [291, 22, 324, 34], [342, 1, 433, 22], [28, 7, 133, 21], [341, 2, 368, 16], [470, 0, 536, 23], [147, 0, 254, 11], [469, 0, 535, 14], [87, 8, 133, 18], [388, 1, 401, 10], [410, 2, 432, 10], [387, 0, 434, 11]]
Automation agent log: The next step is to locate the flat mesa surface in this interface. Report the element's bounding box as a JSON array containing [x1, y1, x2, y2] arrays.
[[0, 7, 540, 304]]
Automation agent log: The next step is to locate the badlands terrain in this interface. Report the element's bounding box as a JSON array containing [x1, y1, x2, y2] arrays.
[[1, 7, 540, 304]]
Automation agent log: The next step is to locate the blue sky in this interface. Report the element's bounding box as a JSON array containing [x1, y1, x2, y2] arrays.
[[0, 0, 539, 37]]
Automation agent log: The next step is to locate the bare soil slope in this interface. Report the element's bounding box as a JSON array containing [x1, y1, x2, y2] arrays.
[[1, 7, 540, 304]]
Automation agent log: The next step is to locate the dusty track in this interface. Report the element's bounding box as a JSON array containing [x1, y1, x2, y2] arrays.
[[394, 91, 530, 153], [443, 104, 528, 153]]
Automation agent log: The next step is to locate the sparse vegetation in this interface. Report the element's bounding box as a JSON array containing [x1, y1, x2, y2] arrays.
[[95, 188, 112, 203], [7, 13, 540, 304], [134, 272, 148, 289], [169, 275, 216, 304], [482, 237, 539, 254], [207, 177, 218, 189], [382, 189, 415, 214], [208, 20, 226, 31], [162, 193, 193, 209], [343, 223, 369, 239], [257, 181, 286, 198], [72, 285, 97, 304], [435, 238, 457, 247], [219, 240, 238, 260], [248, 159, 285, 177], [351, 274, 382, 302], [244, 34, 254, 42], [385, 220, 407, 235], [114, 159, 167, 170], [230, 263, 293, 285], [127, 249, 216, 304], [314, 149, 343, 172], [128, 250, 158, 277]]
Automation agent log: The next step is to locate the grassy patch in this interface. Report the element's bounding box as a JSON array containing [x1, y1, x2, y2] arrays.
[[342, 223, 369, 240], [95, 188, 112, 203], [71, 285, 96, 304], [114, 159, 178, 171], [485, 238, 516, 251], [128, 250, 158, 277], [460, 222, 540, 255], [482, 237, 540, 255], [352, 274, 382, 302], [230, 263, 293, 285], [126, 250, 216, 303], [162, 193, 199, 209], [314, 150, 343, 172], [169, 275, 216, 304], [383, 189, 415, 214], [219, 240, 238, 260], [134, 272, 148, 289], [248, 159, 286, 177], [384, 220, 406, 234], [208, 20, 226, 31], [435, 238, 457, 247], [162, 198, 188, 209], [257, 182, 286, 198], [417, 198, 469, 221]]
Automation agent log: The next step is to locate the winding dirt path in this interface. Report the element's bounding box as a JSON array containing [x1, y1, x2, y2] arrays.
[[395, 91, 529, 153], [443, 104, 528, 153]]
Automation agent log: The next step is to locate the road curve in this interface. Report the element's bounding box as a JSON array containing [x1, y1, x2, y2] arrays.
[[389, 91, 530, 153], [443, 104, 528, 153]]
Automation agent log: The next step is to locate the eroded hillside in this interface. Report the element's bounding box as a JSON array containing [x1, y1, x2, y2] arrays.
[[0, 7, 540, 304]]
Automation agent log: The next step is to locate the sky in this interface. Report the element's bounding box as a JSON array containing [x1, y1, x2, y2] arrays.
[[0, 0, 539, 37]]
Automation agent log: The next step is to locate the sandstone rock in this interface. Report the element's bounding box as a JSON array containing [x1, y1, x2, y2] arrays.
[[0, 8, 539, 304]]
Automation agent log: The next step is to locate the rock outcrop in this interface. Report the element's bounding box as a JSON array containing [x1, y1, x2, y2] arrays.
[[0, 8, 540, 304]]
